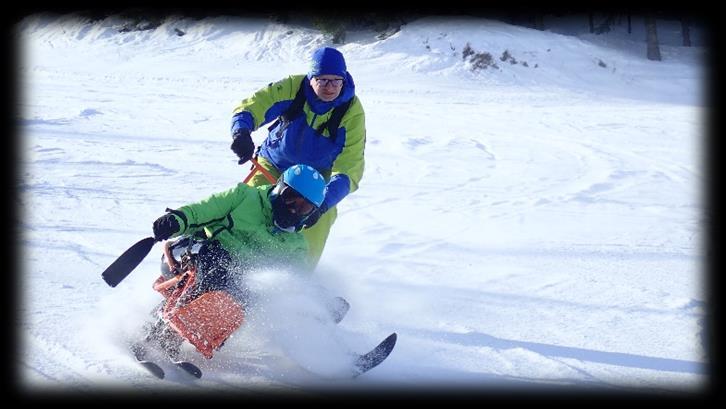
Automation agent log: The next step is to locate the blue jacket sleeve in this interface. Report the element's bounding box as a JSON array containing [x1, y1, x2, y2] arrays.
[[231, 111, 255, 136], [321, 174, 350, 212]]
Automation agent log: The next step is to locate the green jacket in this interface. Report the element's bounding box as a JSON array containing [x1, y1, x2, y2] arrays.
[[168, 183, 310, 271]]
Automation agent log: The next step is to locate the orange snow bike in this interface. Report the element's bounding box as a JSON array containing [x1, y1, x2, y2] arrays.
[[148, 235, 245, 359]]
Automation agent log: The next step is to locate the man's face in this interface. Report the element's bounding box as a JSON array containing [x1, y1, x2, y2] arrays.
[[310, 75, 345, 102]]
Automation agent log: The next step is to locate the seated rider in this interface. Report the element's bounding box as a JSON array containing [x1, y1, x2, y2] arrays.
[[139, 164, 326, 358]]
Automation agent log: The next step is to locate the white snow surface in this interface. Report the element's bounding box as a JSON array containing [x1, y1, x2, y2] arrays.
[[17, 13, 708, 397]]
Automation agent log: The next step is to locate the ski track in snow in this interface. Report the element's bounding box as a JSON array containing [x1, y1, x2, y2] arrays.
[[17, 14, 707, 396]]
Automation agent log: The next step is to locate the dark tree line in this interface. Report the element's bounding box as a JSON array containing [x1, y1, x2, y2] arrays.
[[584, 12, 696, 61], [74, 9, 702, 61], [581, 12, 700, 61], [500, 11, 701, 62]]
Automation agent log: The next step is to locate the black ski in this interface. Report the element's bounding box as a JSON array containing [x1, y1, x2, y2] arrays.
[[352, 332, 397, 377], [172, 360, 203, 378], [329, 296, 350, 324], [138, 360, 166, 379], [132, 343, 166, 379], [131, 342, 202, 379]]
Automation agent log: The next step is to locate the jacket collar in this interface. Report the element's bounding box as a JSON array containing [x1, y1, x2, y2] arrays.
[[303, 72, 356, 115]]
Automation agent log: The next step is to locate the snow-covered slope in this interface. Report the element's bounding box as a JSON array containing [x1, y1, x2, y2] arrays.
[[17, 12, 707, 396]]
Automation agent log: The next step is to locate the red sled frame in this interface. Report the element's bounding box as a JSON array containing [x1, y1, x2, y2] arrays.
[[152, 241, 245, 359]]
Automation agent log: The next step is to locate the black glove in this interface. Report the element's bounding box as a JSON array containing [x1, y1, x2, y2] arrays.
[[302, 205, 327, 229], [230, 129, 255, 165], [153, 213, 180, 241]]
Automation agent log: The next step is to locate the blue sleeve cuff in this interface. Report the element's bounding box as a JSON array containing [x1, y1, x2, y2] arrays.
[[321, 174, 350, 212], [231, 111, 255, 136]]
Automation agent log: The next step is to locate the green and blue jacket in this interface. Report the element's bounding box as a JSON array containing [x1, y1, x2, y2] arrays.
[[231, 73, 365, 212]]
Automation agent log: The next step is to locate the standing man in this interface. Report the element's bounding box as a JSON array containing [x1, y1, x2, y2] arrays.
[[229, 46, 366, 269]]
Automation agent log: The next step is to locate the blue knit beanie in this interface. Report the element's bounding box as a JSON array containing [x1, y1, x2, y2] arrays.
[[307, 47, 347, 79]]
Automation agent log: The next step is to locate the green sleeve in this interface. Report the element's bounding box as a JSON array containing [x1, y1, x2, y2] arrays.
[[331, 97, 366, 192], [231, 75, 301, 131], [175, 183, 253, 235]]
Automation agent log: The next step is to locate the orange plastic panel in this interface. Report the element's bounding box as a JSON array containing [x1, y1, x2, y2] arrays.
[[167, 291, 245, 359]]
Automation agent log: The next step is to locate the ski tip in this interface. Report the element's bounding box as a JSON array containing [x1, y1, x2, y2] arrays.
[[175, 361, 203, 378], [352, 332, 398, 377], [373, 332, 397, 353], [139, 361, 165, 379], [331, 296, 351, 324]]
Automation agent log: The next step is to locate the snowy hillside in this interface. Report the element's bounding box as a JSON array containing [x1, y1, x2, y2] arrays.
[[17, 12, 707, 397]]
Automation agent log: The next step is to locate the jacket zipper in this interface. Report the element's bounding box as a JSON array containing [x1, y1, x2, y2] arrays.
[[297, 112, 317, 154]]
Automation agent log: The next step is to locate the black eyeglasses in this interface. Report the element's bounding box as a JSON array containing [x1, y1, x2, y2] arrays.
[[279, 185, 316, 216], [314, 78, 344, 87]]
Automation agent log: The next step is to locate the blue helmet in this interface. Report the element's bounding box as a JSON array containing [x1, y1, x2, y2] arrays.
[[269, 164, 326, 233], [281, 164, 325, 207]]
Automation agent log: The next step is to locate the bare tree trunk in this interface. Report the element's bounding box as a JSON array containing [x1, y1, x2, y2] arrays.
[[681, 17, 692, 47], [588, 13, 594, 33], [645, 15, 662, 61], [595, 14, 614, 34], [627, 13, 632, 34], [534, 14, 544, 31]]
